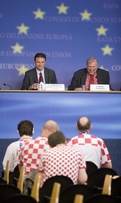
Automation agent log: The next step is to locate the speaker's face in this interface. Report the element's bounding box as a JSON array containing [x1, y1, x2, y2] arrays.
[[35, 57, 46, 71], [87, 60, 98, 75]]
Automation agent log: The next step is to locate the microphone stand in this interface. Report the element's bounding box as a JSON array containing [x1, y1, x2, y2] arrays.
[[3, 83, 12, 90]]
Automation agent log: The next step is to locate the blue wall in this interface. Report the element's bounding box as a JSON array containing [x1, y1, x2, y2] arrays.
[[0, 91, 121, 139]]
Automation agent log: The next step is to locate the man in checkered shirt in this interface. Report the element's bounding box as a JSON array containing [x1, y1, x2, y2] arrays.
[[19, 120, 59, 175], [67, 117, 112, 169], [38, 131, 87, 186]]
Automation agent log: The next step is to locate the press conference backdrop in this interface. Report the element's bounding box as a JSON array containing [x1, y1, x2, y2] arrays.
[[0, 0, 121, 90], [0, 91, 121, 139]]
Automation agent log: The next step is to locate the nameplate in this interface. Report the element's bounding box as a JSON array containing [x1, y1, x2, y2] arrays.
[[90, 84, 110, 91], [45, 84, 65, 91]]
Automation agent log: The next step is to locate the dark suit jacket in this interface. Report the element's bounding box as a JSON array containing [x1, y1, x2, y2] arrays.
[[21, 67, 58, 90], [68, 68, 111, 90]]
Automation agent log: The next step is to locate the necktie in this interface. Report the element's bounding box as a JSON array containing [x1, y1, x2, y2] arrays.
[[38, 72, 43, 83], [89, 75, 94, 85]]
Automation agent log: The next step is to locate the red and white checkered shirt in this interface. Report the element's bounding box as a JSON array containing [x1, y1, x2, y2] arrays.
[[19, 136, 50, 175], [38, 145, 86, 186], [67, 133, 111, 168]]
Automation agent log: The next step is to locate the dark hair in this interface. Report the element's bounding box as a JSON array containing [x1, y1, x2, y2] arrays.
[[34, 53, 46, 61], [77, 118, 91, 131], [48, 131, 66, 147], [17, 120, 34, 137]]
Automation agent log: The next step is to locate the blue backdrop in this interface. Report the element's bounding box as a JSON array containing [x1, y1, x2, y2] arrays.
[[0, 0, 121, 90], [0, 91, 121, 139]]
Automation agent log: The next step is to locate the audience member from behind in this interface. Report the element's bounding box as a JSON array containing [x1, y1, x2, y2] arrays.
[[67, 117, 112, 169], [19, 120, 59, 175], [2, 120, 34, 172], [68, 57, 112, 91], [21, 52, 58, 90], [38, 131, 87, 187]]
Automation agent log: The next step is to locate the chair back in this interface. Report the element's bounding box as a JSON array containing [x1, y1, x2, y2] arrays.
[[0, 184, 20, 202], [39, 175, 74, 203], [2, 170, 39, 203], [85, 194, 118, 203], [31, 173, 41, 202], [2, 184, 61, 203], [17, 166, 25, 193], [86, 161, 98, 177], [102, 174, 112, 195], [3, 160, 10, 184], [3, 194, 37, 203], [59, 184, 95, 203], [111, 176, 121, 197], [14, 164, 20, 179], [74, 194, 84, 203], [87, 168, 117, 189], [0, 177, 7, 184], [2, 172, 40, 203], [50, 182, 61, 203], [13, 164, 20, 185], [2, 164, 19, 185]]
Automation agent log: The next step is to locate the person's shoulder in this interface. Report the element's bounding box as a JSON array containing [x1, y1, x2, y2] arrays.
[[98, 68, 109, 74], [35, 136, 47, 140], [87, 133, 101, 140], [5, 140, 19, 152], [44, 67, 55, 72], [92, 135, 104, 143], [7, 140, 19, 148], [21, 138, 34, 147], [68, 135, 78, 141], [34, 136, 48, 143], [67, 145, 82, 154], [74, 68, 87, 74], [25, 68, 36, 74]]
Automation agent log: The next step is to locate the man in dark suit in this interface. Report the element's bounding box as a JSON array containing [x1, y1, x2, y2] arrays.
[[21, 53, 58, 90], [68, 57, 112, 91]]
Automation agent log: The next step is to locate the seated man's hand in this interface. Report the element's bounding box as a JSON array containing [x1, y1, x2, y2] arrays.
[[29, 83, 38, 90], [74, 88, 83, 91]]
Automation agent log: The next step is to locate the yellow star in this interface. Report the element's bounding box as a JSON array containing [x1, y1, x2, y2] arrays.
[[101, 44, 114, 55], [80, 9, 92, 21], [16, 23, 29, 34], [11, 43, 24, 54], [33, 8, 45, 19], [17, 65, 29, 76], [56, 3, 69, 14], [96, 25, 108, 36]]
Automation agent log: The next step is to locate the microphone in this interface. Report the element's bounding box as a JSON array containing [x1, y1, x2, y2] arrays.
[[3, 83, 12, 90]]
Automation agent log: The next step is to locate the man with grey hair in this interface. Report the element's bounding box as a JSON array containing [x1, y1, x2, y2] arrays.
[[19, 120, 59, 175], [67, 116, 112, 169], [68, 57, 112, 90]]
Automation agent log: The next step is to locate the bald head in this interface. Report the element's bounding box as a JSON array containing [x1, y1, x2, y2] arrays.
[[77, 117, 92, 132], [41, 120, 59, 138]]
